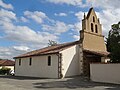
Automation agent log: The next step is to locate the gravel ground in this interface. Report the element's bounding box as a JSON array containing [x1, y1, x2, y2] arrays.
[[0, 75, 120, 90]]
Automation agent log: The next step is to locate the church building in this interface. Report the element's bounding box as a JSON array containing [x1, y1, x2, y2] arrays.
[[14, 7, 109, 78]]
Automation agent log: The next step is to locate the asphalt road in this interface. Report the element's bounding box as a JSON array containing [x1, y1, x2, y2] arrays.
[[0, 75, 120, 90]]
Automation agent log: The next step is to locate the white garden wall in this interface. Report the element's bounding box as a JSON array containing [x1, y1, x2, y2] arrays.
[[90, 63, 120, 84]]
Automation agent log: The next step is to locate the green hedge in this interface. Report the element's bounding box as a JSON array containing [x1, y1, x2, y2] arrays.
[[0, 67, 11, 75]]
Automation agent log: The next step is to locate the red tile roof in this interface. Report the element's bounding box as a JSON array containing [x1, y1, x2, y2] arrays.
[[0, 60, 15, 66], [83, 49, 110, 56], [14, 41, 80, 59], [14, 40, 109, 59]]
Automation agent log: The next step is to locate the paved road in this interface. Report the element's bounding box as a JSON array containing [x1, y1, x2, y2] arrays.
[[0, 75, 120, 90]]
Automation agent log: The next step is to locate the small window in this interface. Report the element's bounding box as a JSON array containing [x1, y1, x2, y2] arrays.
[[48, 56, 51, 66], [95, 25, 98, 33], [93, 16, 95, 22], [19, 59, 21, 66], [91, 23, 94, 32], [29, 57, 32, 66]]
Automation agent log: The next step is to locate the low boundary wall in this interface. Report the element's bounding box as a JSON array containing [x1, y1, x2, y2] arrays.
[[90, 63, 120, 84]]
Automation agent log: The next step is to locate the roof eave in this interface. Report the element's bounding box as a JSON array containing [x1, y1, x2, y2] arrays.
[[14, 52, 59, 59], [83, 49, 110, 57]]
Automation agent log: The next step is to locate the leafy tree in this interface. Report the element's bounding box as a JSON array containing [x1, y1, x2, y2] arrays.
[[106, 22, 120, 63], [48, 40, 57, 46]]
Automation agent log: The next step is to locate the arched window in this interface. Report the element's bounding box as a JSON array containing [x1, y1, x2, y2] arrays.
[[48, 56, 51, 66], [91, 23, 94, 32], [19, 58, 21, 66], [29, 57, 32, 66], [93, 16, 95, 22], [95, 25, 98, 33]]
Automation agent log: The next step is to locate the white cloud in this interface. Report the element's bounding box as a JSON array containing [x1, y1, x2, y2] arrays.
[[87, 0, 120, 10], [42, 21, 74, 35], [20, 16, 28, 22], [0, 0, 13, 10], [75, 11, 85, 21], [73, 11, 85, 32], [0, 46, 30, 59], [73, 35, 79, 40], [74, 22, 82, 31], [0, 9, 17, 22], [96, 10, 120, 36], [54, 12, 67, 16], [2, 24, 58, 44], [46, 0, 87, 7], [0, 8, 58, 45], [0, 8, 59, 59], [24, 11, 47, 24], [0, 9, 16, 32], [13, 46, 30, 51]]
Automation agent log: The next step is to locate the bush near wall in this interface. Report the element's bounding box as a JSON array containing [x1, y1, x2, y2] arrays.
[[0, 67, 11, 75]]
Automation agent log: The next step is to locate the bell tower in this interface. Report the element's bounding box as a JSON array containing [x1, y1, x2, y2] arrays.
[[80, 7, 107, 52]]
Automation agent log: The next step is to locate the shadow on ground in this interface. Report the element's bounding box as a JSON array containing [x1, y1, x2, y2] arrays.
[[0, 75, 120, 90], [33, 77, 120, 90], [0, 75, 42, 80]]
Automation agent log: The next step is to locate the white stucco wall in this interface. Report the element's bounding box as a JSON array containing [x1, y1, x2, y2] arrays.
[[15, 54, 58, 78], [90, 63, 120, 84], [60, 45, 81, 77]]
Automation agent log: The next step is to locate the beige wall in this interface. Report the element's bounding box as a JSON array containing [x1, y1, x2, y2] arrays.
[[15, 54, 58, 78], [83, 32, 106, 52], [0, 66, 14, 71], [60, 45, 81, 78], [90, 63, 120, 84], [81, 8, 107, 52], [87, 9, 102, 35]]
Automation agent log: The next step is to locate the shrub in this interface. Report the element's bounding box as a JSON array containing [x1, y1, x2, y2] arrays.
[[0, 67, 11, 75]]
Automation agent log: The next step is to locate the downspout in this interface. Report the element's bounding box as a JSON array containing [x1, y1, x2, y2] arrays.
[[57, 53, 63, 79], [79, 30, 84, 75], [14, 59, 16, 76], [79, 44, 84, 75]]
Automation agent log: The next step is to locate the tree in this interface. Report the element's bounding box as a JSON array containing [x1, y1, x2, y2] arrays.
[[48, 40, 57, 46], [106, 22, 120, 63]]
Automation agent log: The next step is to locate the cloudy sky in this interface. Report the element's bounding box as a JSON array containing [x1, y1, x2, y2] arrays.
[[0, 0, 120, 59]]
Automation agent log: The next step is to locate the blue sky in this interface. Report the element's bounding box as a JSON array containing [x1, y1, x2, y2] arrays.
[[0, 0, 120, 59]]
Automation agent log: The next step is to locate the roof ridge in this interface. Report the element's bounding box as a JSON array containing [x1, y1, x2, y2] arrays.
[[14, 40, 80, 59], [40, 40, 79, 53]]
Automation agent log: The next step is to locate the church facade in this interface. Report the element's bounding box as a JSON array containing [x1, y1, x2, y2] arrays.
[[14, 7, 109, 78]]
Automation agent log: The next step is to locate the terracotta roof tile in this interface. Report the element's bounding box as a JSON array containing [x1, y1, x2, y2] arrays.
[[14, 39, 109, 59], [14, 41, 80, 59], [83, 49, 110, 56], [0, 60, 15, 66]]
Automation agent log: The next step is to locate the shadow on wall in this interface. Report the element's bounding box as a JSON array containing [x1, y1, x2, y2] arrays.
[[32, 76, 120, 90], [64, 53, 78, 77], [63, 45, 80, 77]]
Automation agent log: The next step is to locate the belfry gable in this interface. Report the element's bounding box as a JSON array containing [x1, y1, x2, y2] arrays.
[[82, 7, 102, 35], [80, 7, 107, 52], [86, 7, 97, 19]]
